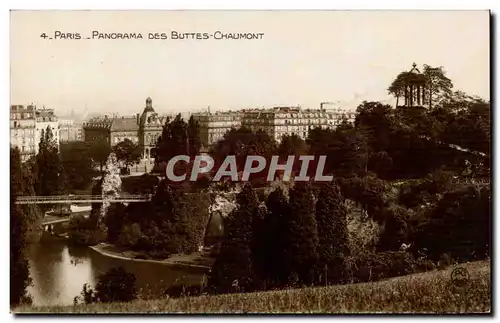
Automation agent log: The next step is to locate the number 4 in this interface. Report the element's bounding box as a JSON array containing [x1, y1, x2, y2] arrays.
[[40, 33, 48, 39]]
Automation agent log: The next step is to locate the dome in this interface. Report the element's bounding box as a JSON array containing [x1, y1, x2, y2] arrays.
[[143, 97, 155, 113]]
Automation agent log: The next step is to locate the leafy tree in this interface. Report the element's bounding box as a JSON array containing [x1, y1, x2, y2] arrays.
[[414, 185, 491, 262], [278, 133, 308, 156], [112, 138, 142, 171], [210, 127, 277, 181], [283, 183, 319, 285], [10, 148, 32, 307], [422, 64, 453, 109], [104, 203, 127, 244], [187, 115, 202, 157], [36, 126, 66, 211], [94, 266, 137, 303], [316, 182, 350, 284], [209, 184, 255, 294], [154, 114, 189, 164], [88, 139, 111, 173], [100, 153, 122, 224], [259, 187, 289, 287], [60, 141, 97, 191], [376, 204, 411, 252], [307, 124, 368, 177], [355, 101, 394, 153]]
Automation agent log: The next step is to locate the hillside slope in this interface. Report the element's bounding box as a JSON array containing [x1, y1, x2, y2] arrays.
[[16, 260, 490, 314]]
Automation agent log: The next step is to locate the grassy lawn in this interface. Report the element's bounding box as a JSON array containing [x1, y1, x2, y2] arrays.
[[15, 260, 490, 314]]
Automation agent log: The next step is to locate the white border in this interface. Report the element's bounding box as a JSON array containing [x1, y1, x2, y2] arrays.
[[3, 1, 498, 322]]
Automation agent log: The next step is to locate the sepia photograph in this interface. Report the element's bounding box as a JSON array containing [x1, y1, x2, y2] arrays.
[[9, 9, 491, 314]]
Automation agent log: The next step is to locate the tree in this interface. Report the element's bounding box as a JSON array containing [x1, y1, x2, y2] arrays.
[[414, 185, 491, 262], [209, 184, 256, 294], [10, 147, 32, 307], [154, 114, 189, 164], [316, 182, 350, 284], [100, 153, 122, 224], [88, 139, 111, 173], [112, 139, 142, 171], [94, 266, 137, 303], [187, 115, 202, 157], [60, 141, 97, 191], [422, 64, 453, 109], [36, 126, 66, 211], [355, 101, 394, 153], [210, 127, 277, 181], [283, 183, 319, 285], [261, 187, 289, 287]]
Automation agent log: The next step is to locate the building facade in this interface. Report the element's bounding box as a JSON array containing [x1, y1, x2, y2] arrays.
[[59, 119, 83, 142], [10, 105, 37, 162], [192, 110, 242, 148], [83, 97, 168, 161], [193, 105, 355, 146], [242, 106, 355, 142]]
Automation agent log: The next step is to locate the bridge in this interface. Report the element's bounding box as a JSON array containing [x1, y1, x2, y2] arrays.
[[15, 194, 151, 205]]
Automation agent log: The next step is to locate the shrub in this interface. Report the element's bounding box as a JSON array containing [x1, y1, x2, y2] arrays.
[[414, 185, 491, 262], [346, 251, 416, 283], [117, 223, 142, 249], [415, 259, 436, 273], [345, 199, 381, 255], [95, 266, 137, 303]]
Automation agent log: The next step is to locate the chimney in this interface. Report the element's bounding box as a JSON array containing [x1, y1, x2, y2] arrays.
[[136, 113, 140, 124]]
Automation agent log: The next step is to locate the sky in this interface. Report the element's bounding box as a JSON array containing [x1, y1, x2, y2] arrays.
[[10, 10, 490, 118]]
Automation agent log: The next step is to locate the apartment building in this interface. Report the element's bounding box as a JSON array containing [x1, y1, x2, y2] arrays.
[[242, 106, 355, 142], [193, 105, 355, 146], [59, 119, 83, 142], [192, 110, 242, 147], [10, 105, 37, 162]]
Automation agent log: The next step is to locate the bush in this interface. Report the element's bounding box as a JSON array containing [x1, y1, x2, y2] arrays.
[[95, 266, 137, 303], [415, 259, 436, 273], [117, 223, 142, 249], [345, 199, 381, 255], [414, 185, 491, 262], [346, 251, 416, 283]]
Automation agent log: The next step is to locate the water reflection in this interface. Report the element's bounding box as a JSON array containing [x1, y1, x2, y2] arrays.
[[27, 241, 206, 307]]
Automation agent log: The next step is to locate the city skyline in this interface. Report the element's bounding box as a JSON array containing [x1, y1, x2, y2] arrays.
[[10, 10, 489, 116]]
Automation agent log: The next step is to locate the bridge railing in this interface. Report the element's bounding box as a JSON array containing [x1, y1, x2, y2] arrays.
[[15, 194, 151, 204]]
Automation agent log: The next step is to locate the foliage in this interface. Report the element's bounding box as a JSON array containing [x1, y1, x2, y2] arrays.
[[282, 183, 319, 285], [414, 185, 491, 262], [10, 147, 33, 307], [104, 203, 127, 244], [345, 251, 416, 283], [88, 139, 111, 173], [209, 184, 256, 294], [35, 126, 66, 211], [59, 141, 98, 191], [112, 139, 142, 170], [210, 127, 277, 178], [94, 266, 138, 303], [345, 199, 381, 255], [100, 152, 122, 223], [316, 182, 350, 284], [187, 115, 202, 156], [117, 223, 142, 249], [154, 114, 189, 164]]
